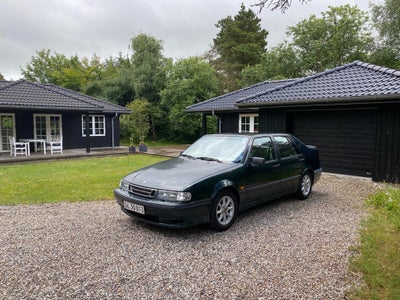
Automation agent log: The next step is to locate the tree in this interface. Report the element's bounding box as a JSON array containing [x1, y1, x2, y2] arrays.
[[240, 42, 303, 86], [369, 0, 400, 68], [130, 34, 170, 139], [0, 73, 4, 80], [120, 98, 151, 145], [160, 57, 218, 141], [253, 0, 309, 12], [371, 0, 400, 51], [209, 4, 268, 91], [20, 49, 70, 84], [287, 5, 372, 73]]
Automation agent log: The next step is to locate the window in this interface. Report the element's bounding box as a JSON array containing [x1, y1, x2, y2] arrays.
[[82, 115, 105, 136], [239, 114, 259, 133], [251, 137, 276, 161], [274, 136, 301, 158]]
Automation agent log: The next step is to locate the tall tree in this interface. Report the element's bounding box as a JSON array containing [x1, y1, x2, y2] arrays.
[[253, 0, 309, 12], [209, 4, 268, 92], [160, 57, 218, 141], [369, 0, 400, 68], [0, 73, 4, 80], [21, 49, 69, 84], [130, 34, 167, 103], [287, 5, 372, 73], [240, 42, 303, 86]]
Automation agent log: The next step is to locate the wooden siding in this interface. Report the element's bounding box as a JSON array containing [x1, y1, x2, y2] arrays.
[[259, 109, 286, 133], [373, 106, 400, 182], [217, 113, 238, 133], [290, 109, 377, 177]]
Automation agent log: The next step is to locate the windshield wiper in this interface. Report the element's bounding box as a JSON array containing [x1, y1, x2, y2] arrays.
[[181, 153, 196, 160], [197, 156, 222, 163]]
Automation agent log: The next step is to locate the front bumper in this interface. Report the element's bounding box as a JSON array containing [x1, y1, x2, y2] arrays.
[[114, 189, 211, 228]]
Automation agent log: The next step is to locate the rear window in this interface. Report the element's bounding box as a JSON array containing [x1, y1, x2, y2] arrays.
[[274, 136, 300, 158]]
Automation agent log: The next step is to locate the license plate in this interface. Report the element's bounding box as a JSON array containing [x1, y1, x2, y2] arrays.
[[123, 201, 145, 215]]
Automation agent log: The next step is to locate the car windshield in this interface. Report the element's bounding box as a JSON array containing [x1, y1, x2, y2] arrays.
[[182, 135, 250, 163]]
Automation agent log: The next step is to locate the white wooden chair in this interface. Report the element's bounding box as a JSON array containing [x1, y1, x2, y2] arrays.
[[47, 135, 63, 154], [9, 136, 29, 157]]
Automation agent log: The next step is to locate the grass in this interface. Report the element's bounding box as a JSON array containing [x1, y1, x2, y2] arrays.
[[0, 154, 167, 205], [349, 185, 400, 299]]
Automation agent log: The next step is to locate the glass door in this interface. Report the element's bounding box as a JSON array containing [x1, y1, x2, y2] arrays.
[[0, 114, 15, 152], [34, 114, 62, 149]]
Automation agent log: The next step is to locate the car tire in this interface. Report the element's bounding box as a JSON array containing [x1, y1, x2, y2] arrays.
[[295, 172, 313, 200], [210, 190, 238, 231]]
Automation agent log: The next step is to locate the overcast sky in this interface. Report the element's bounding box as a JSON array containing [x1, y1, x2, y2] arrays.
[[1, 0, 373, 80]]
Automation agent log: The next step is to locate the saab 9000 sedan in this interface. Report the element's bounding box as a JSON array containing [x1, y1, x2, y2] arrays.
[[114, 134, 322, 231]]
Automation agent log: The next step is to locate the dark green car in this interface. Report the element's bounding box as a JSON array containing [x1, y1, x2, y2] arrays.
[[114, 133, 322, 231]]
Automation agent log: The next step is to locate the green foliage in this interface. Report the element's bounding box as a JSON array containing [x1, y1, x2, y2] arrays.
[[210, 4, 268, 91], [160, 57, 218, 141], [0, 72, 4, 80], [120, 99, 151, 145], [0, 155, 167, 205], [349, 186, 400, 299], [288, 5, 372, 73], [240, 42, 304, 86]]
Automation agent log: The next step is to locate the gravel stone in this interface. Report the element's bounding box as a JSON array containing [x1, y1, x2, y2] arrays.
[[0, 173, 380, 299]]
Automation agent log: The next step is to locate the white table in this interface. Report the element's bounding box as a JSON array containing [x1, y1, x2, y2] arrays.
[[19, 139, 46, 155]]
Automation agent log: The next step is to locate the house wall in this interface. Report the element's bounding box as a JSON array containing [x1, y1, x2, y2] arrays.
[[62, 113, 120, 149], [373, 105, 400, 182], [216, 113, 238, 133], [7, 112, 121, 150], [217, 104, 400, 182]]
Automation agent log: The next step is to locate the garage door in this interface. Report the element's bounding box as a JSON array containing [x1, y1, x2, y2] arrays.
[[291, 110, 376, 177]]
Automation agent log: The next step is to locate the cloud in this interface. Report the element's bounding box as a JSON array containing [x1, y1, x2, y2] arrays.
[[0, 0, 370, 80]]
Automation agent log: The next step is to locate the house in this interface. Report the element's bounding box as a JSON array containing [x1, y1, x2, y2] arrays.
[[0, 79, 130, 154], [186, 61, 400, 182]]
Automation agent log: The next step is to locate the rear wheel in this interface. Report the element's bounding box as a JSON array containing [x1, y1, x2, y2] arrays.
[[210, 190, 237, 231], [295, 172, 313, 200]]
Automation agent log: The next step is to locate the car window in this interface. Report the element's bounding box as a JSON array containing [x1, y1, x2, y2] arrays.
[[274, 136, 301, 158], [250, 137, 276, 161], [183, 135, 250, 163]]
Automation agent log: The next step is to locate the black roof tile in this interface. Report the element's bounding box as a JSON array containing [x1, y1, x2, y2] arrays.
[[0, 80, 130, 113]]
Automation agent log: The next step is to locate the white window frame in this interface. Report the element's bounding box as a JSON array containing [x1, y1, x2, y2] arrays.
[[33, 114, 62, 141], [82, 115, 106, 137], [239, 114, 259, 133], [0, 113, 15, 152]]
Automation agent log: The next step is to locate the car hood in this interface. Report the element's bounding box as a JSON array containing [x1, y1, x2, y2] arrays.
[[124, 157, 239, 191]]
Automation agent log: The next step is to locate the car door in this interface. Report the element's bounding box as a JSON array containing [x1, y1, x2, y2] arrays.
[[240, 136, 282, 209], [273, 135, 304, 192]]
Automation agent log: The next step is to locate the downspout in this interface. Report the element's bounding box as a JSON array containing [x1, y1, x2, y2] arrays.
[[111, 113, 118, 149]]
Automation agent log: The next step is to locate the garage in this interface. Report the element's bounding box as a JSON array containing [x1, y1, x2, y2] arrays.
[[290, 109, 377, 177]]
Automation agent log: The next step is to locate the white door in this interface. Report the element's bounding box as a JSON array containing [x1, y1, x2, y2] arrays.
[[0, 114, 15, 152]]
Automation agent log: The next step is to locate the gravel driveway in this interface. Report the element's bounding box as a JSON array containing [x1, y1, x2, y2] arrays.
[[0, 173, 379, 299]]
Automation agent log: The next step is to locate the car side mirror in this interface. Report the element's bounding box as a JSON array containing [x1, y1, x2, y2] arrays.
[[249, 157, 265, 167]]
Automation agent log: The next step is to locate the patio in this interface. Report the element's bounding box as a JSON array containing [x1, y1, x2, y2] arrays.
[[0, 145, 188, 164]]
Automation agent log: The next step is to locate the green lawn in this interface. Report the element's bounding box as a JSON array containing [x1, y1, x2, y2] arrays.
[[0, 154, 167, 205], [349, 185, 400, 299]]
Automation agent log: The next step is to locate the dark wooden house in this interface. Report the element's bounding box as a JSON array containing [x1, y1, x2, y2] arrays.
[[186, 61, 400, 182], [0, 79, 130, 153]]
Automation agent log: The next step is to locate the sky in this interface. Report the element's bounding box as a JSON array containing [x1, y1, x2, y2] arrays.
[[1, 0, 373, 80]]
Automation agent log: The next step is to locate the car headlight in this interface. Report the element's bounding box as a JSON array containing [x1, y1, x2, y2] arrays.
[[157, 190, 192, 202], [120, 180, 129, 192]]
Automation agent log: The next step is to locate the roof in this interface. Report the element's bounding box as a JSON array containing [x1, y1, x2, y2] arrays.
[[186, 61, 400, 113], [185, 79, 296, 113], [238, 61, 400, 107], [0, 79, 130, 114]]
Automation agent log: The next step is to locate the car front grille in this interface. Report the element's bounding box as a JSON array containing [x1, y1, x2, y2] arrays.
[[128, 184, 157, 198]]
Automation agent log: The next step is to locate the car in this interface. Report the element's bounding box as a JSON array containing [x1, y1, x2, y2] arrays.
[[114, 133, 322, 231]]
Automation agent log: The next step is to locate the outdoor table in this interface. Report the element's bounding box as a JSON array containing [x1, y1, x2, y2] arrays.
[[19, 139, 46, 155]]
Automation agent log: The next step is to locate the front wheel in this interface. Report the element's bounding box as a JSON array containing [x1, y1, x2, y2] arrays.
[[210, 190, 238, 231], [295, 172, 313, 200]]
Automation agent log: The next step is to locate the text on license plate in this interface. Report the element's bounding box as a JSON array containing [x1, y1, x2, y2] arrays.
[[123, 201, 145, 214]]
